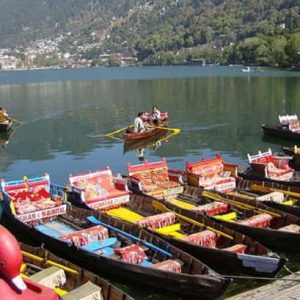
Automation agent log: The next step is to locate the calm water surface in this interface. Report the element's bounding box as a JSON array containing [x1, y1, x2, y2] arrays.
[[1, 66, 300, 299]]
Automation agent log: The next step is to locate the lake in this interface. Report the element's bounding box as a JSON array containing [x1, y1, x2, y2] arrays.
[[0, 65, 300, 299]]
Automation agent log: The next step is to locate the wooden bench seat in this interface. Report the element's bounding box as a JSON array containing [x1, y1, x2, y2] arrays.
[[186, 155, 237, 192]]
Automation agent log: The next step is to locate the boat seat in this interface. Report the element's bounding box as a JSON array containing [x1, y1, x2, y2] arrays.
[[151, 259, 181, 273], [141, 260, 153, 267], [192, 201, 228, 216], [223, 244, 247, 253], [182, 230, 217, 248], [186, 155, 237, 192], [278, 224, 300, 233], [237, 213, 273, 228], [30, 266, 66, 289], [154, 223, 182, 236], [128, 159, 183, 199], [136, 212, 176, 229], [101, 247, 115, 256], [35, 224, 70, 238], [69, 168, 130, 210], [81, 237, 117, 252], [214, 212, 237, 221], [61, 281, 103, 300]]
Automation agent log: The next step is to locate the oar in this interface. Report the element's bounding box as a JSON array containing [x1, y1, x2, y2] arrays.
[[202, 190, 281, 218], [250, 184, 300, 200], [87, 215, 172, 257], [12, 118, 23, 124], [148, 125, 181, 134], [105, 126, 129, 137], [151, 200, 234, 240], [88, 126, 129, 138]]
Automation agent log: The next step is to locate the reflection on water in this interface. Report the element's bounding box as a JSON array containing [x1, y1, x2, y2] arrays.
[[0, 66, 300, 299]]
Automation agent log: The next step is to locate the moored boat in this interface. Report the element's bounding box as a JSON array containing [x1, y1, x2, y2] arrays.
[[238, 148, 300, 186], [0, 224, 134, 300], [174, 184, 300, 252], [262, 114, 300, 140], [0, 174, 230, 300], [66, 166, 286, 277], [184, 153, 300, 217]]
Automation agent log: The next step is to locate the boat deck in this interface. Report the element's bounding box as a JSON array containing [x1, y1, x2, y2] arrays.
[[226, 271, 300, 299]]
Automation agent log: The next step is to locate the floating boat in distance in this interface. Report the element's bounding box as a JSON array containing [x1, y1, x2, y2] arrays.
[[241, 66, 251, 72], [0, 174, 230, 300], [66, 165, 286, 277], [262, 114, 300, 140]]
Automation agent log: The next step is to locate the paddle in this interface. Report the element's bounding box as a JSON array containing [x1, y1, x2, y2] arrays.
[[148, 125, 181, 134], [11, 118, 23, 124], [151, 199, 234, 240], [88, 126, 129, 138], [87, 215, 172, 257]]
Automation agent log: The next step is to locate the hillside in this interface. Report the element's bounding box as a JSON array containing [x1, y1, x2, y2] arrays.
[[0, 0, 299, 67]]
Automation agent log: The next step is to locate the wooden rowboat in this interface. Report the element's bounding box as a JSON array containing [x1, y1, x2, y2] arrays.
[[0, 174, 230, 300], [262, 124, 300, 140], [123, 124, 168, 141], [20, 242, 135, 300], [172, 185, 300, 252]]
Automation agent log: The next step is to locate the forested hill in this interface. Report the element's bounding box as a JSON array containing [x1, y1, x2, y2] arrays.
[[0, 0, 299, 67]]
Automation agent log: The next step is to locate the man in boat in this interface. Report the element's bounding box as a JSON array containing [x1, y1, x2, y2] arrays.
[[151, 105, 161, 125], [0, 107, 10, 123], [133, 112, 146, 133]]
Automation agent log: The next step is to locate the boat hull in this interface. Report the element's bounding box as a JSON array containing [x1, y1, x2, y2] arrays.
[[0, 119, 13, 132], [262, 124, 300, 140]]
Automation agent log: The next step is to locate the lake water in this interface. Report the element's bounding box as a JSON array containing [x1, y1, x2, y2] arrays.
[[1, 65, 300, 299]]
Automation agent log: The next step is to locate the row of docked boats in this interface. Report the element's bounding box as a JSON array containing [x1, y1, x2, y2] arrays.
[[3, 147, 300, 299]]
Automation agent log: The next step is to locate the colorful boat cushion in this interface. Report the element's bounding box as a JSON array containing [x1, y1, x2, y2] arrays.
[[256, 192, 285, 203], [223, 244, 247, 253], [288, 120, 300, 132], [182, 230, 217, 248], [69, 168, 130, 209], [61, 225, 109, 247], [128, 159, 182, 197], [192, 201, 228, 216], [151, 260, 181, 273], [114, 244, 146, 264], [186, 155, 236, 192], [136, 212, 176, 229], [248, 149, 293, 180], [237, 213, 273, 228], [278, 224, 300, 233]]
